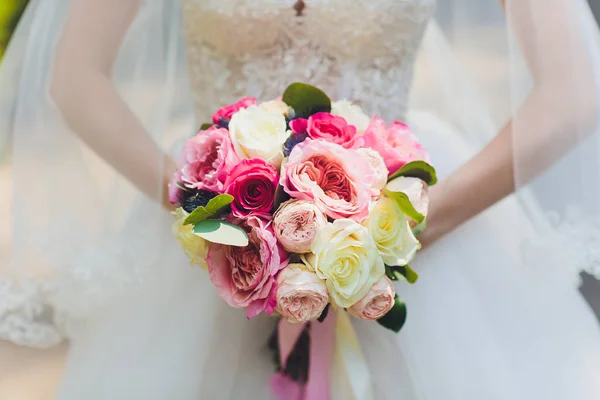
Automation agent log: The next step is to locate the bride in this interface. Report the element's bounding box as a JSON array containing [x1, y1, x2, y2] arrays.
[[2, 0, 600, 398]]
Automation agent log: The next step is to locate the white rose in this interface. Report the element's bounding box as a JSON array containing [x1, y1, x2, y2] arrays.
[[331, 100, 371, 133], [385, 176, 429, 227], [260, 99, 291, 116], [172, 208, 209, 269], [303, 219, 385, 308], [365, 197, 420, 267], [357, 148, 388, 192], [228, 105, 289, 167]]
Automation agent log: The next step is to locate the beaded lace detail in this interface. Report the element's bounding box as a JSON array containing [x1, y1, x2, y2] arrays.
[[182, 0, 435, 122]]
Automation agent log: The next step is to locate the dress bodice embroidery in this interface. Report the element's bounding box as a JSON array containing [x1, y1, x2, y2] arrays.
[[182, 0, 436, 122]]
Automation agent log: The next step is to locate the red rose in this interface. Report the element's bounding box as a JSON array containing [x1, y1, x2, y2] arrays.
[[224, 158, 279, 217]]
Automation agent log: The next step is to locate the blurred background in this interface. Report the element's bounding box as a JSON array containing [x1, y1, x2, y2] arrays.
[[2, 0, 600, 316]]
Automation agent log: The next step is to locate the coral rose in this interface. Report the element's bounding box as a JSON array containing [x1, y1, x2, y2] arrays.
[[280, 139, 374, 221]]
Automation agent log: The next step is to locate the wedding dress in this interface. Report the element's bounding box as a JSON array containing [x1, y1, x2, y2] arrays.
[[3, 0, 600, 399]]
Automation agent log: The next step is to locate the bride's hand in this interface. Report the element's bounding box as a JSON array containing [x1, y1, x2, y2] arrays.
[[416, 185, 446, 249], [162, 155, 178, 212], [416, 181, 464, 249]]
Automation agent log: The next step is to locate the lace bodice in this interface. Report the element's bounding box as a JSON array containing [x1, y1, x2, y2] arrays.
[[182, 0, 436, 122]]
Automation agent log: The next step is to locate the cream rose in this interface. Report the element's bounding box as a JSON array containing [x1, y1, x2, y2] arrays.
[[172, 208, 208, 269], [331, 100, 371, 132], [357, 147, 388, 192], [365, 197, 420, 267], [275, 263, 329, 323], [273, 200, 328, 253], [385, 176, 429, 227], [228, 105, 289, 167], [260, 99, 291, 116], [303, 219, 385, 308], [348, 276, 396, 320]]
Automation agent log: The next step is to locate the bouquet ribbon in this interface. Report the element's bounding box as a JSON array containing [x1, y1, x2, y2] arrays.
[[269, 311, 374, 400]]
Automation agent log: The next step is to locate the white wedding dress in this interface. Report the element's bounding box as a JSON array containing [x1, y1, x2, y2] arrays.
[[3, 0, 600, 399]]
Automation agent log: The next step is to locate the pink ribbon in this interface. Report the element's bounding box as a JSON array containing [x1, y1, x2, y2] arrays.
[[269, 313, 336, 400]]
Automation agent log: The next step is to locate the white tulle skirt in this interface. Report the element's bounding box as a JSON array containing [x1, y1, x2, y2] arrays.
[[55, 112, 600, 400]]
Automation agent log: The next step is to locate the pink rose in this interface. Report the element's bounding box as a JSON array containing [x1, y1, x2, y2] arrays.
[[273, 200, 328, 253], [280, 139, 373, 221], [275, 263, 329, 323], [179, 128, 239, 193], [168, 170, 184, 204], [212, 97, 257, 124], [289, 118, 308, 135], [362, 116, 429, 175], [207, 216, 289, 318], [348, 276, 396, 320], [306, 112, 358, 149], [224, 158, 279, 217]]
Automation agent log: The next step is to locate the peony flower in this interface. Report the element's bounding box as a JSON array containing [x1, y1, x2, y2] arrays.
[[275, 263, 329, 323], [212, 97, 257, 124], [228, 105, 290, 167], [179, 127, 239, 193], [172, 208, 209, 268], [348, 276, 396, 320], [331, 100, 371, 133], [303, 219, 385, 308], [362, 116, 429, 175], [305, 112, 358, 149], [260, 99, 291, 116], [280, 139, 374, 221], [385, 176, 430, 227], [224, 158, 279, 217], [207, 216, 289, 318], [365, 197, 420, 267], [273, 200, 328, 253], [357, 148, 388, 194]]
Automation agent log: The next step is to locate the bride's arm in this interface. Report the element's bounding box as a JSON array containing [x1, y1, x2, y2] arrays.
[[420, 0, 598, 246], [49, 0, 176, 210]]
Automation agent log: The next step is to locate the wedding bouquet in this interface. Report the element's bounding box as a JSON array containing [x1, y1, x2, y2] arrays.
[[169, 82, 436, 393]]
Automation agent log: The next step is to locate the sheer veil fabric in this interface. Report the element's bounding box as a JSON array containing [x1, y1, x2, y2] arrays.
[[417, 0, 600, 281], [0, 0, 194, 347], [1, 0, 600, 399]]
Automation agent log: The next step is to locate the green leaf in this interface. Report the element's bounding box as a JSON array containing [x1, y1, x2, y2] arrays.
[[282, 82, 331, 119], [397, 265, 419, 284], [192, 220, 249, 247], [377, 295, 407, 333], [200, 123, 214, 130], [184, 194, 234, 225], [384, 190, 425, 224], [385, 265, 401, 281], [388, 160, 438, 186], [411, 220, 427, 236], [385, 265, 419, 284]]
